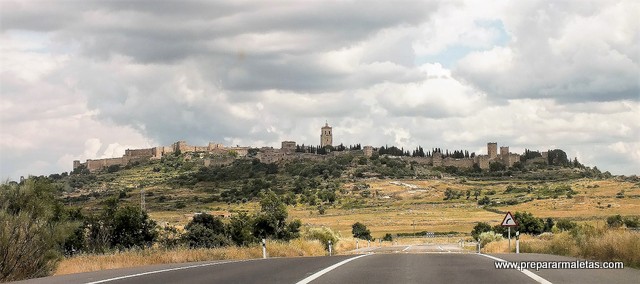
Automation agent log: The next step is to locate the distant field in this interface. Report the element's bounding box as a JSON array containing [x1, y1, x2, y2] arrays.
[[139, 177, 639, 239]]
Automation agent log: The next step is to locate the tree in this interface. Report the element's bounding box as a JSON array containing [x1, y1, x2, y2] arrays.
[[1, 180, 80, 281], [514, 212, 544, 235], [228, 212, 256, 246], [471, 222, 492, 239], [544, 218, 554, 232], [110, 205, 157, 249], [489, 162, 506, 172], [253, 191, 300, 241], [183, 213, 229, 248], [352, 222, 372, 240]]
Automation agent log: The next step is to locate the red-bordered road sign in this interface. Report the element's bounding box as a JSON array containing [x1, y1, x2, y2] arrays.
[[501, 211, 518, 227]]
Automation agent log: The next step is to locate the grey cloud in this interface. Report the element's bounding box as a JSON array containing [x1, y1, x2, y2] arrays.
[[453, 0, 640, 103]]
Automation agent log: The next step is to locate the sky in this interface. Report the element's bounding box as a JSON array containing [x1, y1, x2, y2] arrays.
[[1, 0, 639, 180]]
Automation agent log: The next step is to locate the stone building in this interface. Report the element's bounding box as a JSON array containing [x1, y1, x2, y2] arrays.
[[281, 141, 296, 153], [320, 122, 332, 148], [488, 142, 498, 159], [363, 146, 374, 157]]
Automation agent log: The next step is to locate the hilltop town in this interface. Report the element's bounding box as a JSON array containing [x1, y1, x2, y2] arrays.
[[74, 123, 552, 173]]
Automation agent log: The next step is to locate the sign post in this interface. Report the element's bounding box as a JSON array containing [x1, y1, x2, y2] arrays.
[[500, 212, 518, 253]]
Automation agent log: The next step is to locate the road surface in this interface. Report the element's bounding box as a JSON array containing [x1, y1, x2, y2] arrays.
[[13, 245, 640, 284]]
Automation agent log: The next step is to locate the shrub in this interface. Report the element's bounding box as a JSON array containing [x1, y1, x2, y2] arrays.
[[304, 227, 339, 251], [556, 219, 577, 231], [352, 222, 372, 240], [0, 180, 79, 281], [479, 231, 503, 247], [471, 222, 492, 239], [110, 205, 158, 249], [606, 215, 623, 228], [183, 213, 229, 248], [623, 216, 639, 228]]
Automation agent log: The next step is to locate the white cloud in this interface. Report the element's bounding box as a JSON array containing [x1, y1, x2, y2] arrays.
[[1, 0, 638, 180]]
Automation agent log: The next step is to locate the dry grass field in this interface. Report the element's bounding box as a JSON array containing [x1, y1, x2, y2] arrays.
[[55, 239, 327, 275], [53, 177, 640, 274], [144, 178, 638, 239]]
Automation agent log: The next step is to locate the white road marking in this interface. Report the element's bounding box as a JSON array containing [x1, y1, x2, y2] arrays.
[[296, 254, 370, 284], [84, 260, 246, 284], [402, 245, 412, 252], [478, 254, 552, 284], [437, 246, 444, 251]]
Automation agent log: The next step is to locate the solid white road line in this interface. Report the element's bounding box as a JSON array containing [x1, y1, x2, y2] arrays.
[[296, 254, 370, 284], [84, 260, 247, 284], [478, 254, 553, 284]]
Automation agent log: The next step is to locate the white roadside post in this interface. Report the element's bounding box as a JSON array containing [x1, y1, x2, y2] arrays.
[[262, 239, 267, 259], [516, 231, 520, 254], [328, 240, 332, 256], [477, 238, 481, 253], [368, 240, 370, 248], [508, 227, 511, 252], [356, 239, 359, 249]]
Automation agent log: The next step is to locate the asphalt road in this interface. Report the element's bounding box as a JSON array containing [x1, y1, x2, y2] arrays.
[[13, 245, 640, 284]]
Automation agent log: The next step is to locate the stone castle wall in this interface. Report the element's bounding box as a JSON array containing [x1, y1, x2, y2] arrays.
[[125, 148, 154, 157], [442, 157, 474, 168], [73, 139, 541, 173]]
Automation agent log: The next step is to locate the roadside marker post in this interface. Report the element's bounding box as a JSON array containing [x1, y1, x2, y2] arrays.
[[262, 239, 267, 259], [356, 239, 359, 249], [368, 240, 370, 248], [500, 212, 518, 253], [328, 240, 332, 256], [516, 231, 520, 254]]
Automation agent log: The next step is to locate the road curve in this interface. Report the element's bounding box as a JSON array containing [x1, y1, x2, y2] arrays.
[[13, 251, 640, 284]]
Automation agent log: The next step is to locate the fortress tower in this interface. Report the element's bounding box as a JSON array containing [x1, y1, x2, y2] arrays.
[[487, 142, 498, 159], [320, 122, 333, 147]]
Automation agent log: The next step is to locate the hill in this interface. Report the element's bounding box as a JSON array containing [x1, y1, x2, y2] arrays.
[[37, 150, 639, 236]]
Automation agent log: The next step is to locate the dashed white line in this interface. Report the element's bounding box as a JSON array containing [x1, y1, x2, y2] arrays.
[[402, 245, 413, 252], [296, 254, 370, 284], [478, 254, 553, 284]]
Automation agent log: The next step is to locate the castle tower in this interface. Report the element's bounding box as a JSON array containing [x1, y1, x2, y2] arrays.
[[487, 142, 498, 159], [320, 122, 333, 147], [281, 141, 296, 153], [500, 146, 510, 166]]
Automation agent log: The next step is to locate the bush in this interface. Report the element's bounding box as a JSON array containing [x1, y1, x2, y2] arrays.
[[382, 233, 393, 242], [110, 206, 158, 249], [479, 231, 503, 247], [471, 222, 492, 239], [0, 180, 79, 281], [514, 211, 545, 235], [623, 216, 639, 228], [556, 219, 577, 231], [478, 196, 491, 205], [305, 227, 339, 251], [352, 222, 372, 240], [607, 215, 623, 228], [183, 213, 229, 248]]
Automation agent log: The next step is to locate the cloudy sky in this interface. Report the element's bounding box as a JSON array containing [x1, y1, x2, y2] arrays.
[[1, 0, 638, 179]]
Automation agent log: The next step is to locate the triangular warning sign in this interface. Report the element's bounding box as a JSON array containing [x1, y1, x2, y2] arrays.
[[501, 212, 518, 227]]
